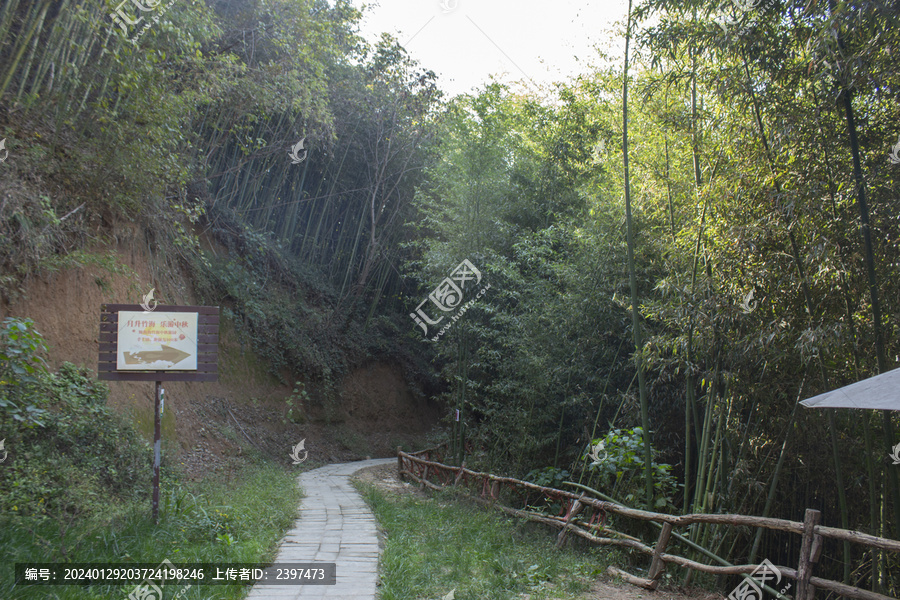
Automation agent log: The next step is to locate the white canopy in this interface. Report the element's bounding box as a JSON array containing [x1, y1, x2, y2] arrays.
[[800, 368, 900, 411]]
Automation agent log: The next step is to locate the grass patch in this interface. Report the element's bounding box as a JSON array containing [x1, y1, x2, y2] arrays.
[[0, 322, 304, 600], [356, 482, 611, 600], [0, 461, 302, 599]]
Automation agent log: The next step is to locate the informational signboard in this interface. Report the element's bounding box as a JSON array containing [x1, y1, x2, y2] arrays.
[[98, 304, 218, 382], [117, 311, 198, 371], [98, 302, 219, 523]]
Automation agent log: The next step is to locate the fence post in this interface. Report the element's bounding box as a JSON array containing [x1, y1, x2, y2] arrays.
[[454, 463, 465, 485], [796, 508, 822, 600], [556, 497, 585, 548], [805, 525, 824, 600], [397, 447, 403, 482], [648, 522, 674, 583]]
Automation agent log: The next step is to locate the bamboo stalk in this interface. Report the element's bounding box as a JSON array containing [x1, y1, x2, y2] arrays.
[[0, 1, 50, 100], [619, 0, 654, 511]]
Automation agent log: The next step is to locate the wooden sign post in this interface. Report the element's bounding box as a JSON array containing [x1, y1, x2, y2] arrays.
[[98, 304, 219, 523]]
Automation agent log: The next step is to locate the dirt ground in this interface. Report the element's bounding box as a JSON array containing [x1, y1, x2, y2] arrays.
[[354, 464, 726, 600]]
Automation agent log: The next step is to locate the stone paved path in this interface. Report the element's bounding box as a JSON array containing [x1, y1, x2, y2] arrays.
[[245, 458, 394, 600]]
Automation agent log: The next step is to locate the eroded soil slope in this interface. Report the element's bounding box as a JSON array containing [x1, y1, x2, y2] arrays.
[[3, 229, 438, 478]]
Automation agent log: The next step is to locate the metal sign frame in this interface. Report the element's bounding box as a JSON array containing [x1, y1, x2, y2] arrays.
[[98, 304, 218, 382], [97, 303, 219, 522]]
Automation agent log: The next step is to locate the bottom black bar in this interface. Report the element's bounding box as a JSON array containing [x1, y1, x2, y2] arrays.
[[15, 563, 336, 585]]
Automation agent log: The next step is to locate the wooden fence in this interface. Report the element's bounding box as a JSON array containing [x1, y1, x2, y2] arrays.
[[397, 448, 900, 600]]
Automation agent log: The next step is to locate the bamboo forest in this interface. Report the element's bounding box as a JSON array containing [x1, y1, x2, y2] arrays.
[[1, 0, 900, 599]]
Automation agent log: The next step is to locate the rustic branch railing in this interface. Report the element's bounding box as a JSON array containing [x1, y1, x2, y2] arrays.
[[397, 449, 900, 600]]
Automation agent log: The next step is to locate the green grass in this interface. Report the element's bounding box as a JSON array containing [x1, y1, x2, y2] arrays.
[[0, 462, 303, 599], [356, 482, 612, 600]]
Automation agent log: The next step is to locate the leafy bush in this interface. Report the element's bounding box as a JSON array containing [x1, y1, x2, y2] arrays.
[[583, 427, 678, 510], [284, 381, 309, 424], [524, 466, 571, 489], [0, 317, 49, 426], [522, 466, 573, 515], [0, 318, 151, 519], [0, 360, 152, 519]]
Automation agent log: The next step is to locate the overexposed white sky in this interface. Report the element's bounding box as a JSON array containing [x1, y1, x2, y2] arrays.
[[354, 0, 631, 97]]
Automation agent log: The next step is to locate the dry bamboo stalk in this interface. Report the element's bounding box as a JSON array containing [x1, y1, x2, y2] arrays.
[[813, 525, 900, 552], [398, 470, 443, 491], [454, 467, 465, 486], [398, 452, 807, 533], [606, 566, 657, 590], [806, 576, 898, 600], [398, 450, 900, 600], [577, 521, 640, 542], [648, 521, 674, 581], [469, 495, 654, 554], [556, 498, 584, 548], [660, 554, 792, 577]]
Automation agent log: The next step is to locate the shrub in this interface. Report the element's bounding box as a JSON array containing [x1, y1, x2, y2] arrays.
[[0, 317, 50, 427], [582, 427, 678, 510], [0, 319, 151, 519]]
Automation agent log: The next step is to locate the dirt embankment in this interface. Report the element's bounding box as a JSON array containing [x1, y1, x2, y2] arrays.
[[3, 224, 439, 478]]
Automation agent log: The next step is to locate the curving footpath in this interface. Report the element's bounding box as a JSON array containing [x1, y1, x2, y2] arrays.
[[245, 458, 394, 600]]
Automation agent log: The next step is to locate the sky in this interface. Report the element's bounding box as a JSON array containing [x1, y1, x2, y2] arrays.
[[353, 0, 631, 97]]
